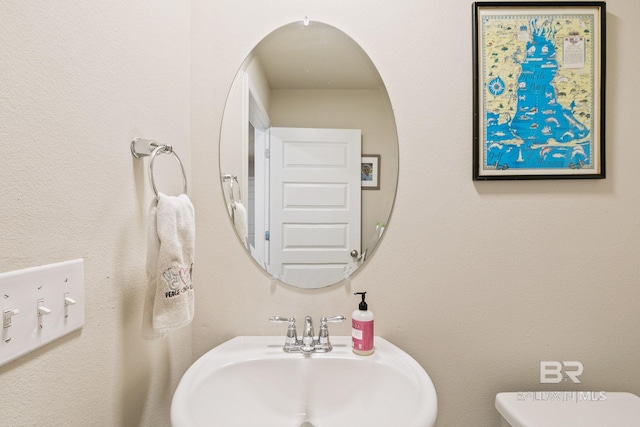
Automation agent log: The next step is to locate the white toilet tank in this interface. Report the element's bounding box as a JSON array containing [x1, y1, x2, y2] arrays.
[[496, 391, 640, 427]]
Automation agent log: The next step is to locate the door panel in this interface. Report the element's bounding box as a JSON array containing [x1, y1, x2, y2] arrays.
[[269, 127, 361, 288]]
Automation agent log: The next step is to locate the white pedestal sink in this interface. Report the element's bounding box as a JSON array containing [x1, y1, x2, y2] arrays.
[[171, 336, 437, 427]]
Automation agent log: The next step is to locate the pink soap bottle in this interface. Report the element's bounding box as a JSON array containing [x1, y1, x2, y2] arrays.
[[352, 292, 374, 355]]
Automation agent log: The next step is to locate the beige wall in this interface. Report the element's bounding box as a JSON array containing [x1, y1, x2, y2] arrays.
[[0, 1, 192, 426], [1, 0, 640, 426], [193, 1, 640, 426]]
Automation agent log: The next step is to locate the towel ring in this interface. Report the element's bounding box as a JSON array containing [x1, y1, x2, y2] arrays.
[[222, 174, 241, 205], [149, 145, 188, 199]]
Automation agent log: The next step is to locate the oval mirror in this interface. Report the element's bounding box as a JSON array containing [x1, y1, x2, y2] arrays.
[[219, 20, 398, 289]]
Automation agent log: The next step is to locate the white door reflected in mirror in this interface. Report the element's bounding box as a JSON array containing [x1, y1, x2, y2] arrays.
[[267, 127, 361, 288]]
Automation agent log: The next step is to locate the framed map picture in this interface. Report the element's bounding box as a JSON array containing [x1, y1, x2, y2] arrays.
[[473, 2, 605, 180]]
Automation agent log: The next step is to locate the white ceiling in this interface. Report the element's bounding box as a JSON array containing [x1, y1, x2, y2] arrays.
[[253, 21, 384, 90]]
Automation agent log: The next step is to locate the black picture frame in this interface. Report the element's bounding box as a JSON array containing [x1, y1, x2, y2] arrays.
[[473, 1, 606, 180]]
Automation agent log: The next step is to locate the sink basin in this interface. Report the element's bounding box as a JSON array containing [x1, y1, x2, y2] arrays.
[[171, 336, 437, 427]]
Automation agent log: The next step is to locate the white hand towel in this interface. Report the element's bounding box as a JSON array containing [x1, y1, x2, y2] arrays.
[[142, 193, 195, 339], [233, 201, 248, 247]]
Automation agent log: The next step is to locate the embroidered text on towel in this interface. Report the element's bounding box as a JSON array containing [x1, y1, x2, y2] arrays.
[[162, 264, 193, 298]]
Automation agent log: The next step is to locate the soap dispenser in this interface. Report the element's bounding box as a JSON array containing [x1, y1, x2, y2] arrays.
[[352, 292, 374, 355]]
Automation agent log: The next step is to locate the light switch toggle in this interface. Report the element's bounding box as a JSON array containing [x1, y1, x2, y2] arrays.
[[37, 300, 51, 316], [3, 308, 20, 328], [64, 293, 76, 318], [37, 299, 51, 329], [64, 294, 76, 306]]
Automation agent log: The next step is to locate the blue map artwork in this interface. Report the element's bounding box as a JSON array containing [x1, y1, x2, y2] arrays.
[[483, 18, 594, 172]]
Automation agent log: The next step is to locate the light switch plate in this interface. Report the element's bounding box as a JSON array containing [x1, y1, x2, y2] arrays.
[[0, 259, 84, 367]]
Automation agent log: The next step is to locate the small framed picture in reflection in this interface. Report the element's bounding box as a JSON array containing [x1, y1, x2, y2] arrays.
[[361, 154, 380, 190]]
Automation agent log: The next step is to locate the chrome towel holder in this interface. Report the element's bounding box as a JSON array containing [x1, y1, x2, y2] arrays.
[[222, 174, 241, 205], [130, 137, 188, 199]]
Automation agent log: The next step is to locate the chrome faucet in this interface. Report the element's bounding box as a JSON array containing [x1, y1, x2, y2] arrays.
[[301, 316, 315, 353], [270, 315, 345, 353]]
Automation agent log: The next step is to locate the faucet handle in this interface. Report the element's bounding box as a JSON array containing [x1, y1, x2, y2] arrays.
[[269, 316, 299, 351], [316, 315, 345, 352], [319, 315, 345, 332], [269, 316, 293, 323], [323, 315, 346, 324]]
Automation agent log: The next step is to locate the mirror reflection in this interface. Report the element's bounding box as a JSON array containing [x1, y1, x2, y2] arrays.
[[219, 21, 398, 289]]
